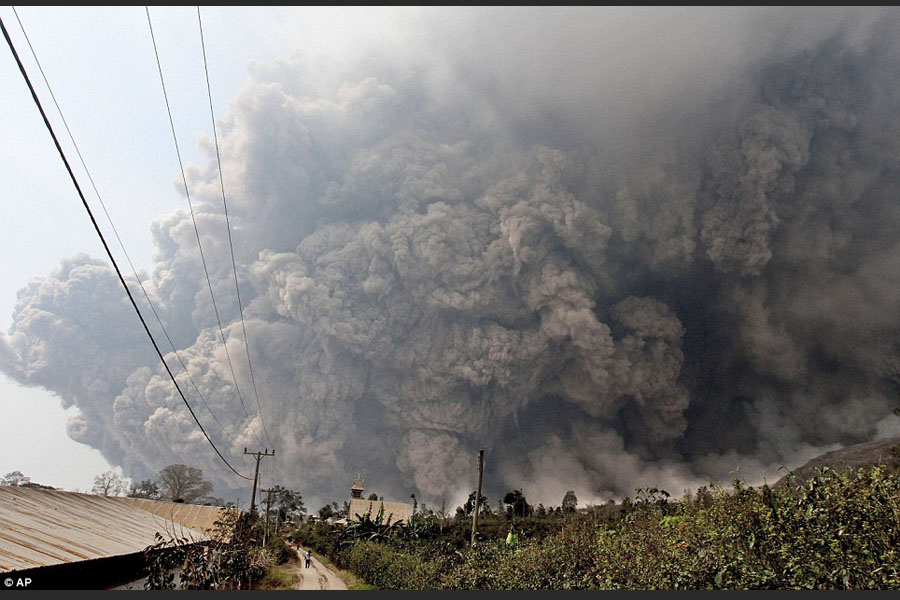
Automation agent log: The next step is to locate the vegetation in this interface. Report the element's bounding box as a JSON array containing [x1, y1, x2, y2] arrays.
[[306, 548, 377, 590], [268, 485, 306, 525], [143, 509, 294, 590], [128, 478, 161, 499], [317, 500, 346, 520], [256, 562, 297, 590], [141, 476, 307, 590], [155, 464, 216, 504], [114, 463, 228, 505], [297, 464, 900, 590], [92, 470, 128, 496], [1, 470, 56, 490]]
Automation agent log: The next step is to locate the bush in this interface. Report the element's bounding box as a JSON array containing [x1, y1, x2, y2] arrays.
[[334, 541, 446, 590], [144, 511, 272, 590], [298, 466, 900, 590]]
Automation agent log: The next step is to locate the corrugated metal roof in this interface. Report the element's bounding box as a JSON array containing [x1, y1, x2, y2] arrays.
[[348, 498, 412, 525], [116, 497, 236, 536], [0, 486, 213, 572]]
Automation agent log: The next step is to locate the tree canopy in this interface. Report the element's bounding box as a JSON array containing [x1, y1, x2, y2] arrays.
[[157, 464, 214, 504], [269, 485, 306, 524], [92, 471, 128, 497], [463, 491, 490, 517], [128, 479, 161, 499], [1, 470, 55, 490], [318, 501, 341, 520], [503, 489, 532, 519], [1, 471, 30, 487]]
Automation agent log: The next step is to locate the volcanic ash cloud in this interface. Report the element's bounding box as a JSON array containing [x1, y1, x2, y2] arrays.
[[2, 8, 899, 506]]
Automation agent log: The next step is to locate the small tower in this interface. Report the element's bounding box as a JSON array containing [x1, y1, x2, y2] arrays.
[[351, 475, 364, 499]]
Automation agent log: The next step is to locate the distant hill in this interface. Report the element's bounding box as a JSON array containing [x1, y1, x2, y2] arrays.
[[773, 436, 900, 489]]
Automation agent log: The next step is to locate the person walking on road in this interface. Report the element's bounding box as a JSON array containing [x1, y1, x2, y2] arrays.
[[305, 550, 312, 569]]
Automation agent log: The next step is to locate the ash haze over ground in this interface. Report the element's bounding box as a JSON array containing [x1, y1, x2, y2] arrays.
[[2, 7, 899, 509]]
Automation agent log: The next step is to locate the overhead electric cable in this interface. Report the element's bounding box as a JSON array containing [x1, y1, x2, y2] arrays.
[[10, 6, 237, 446], [197, 7, 274, 449], [1, 14, 251, 481], [146, 7, 265, 448]]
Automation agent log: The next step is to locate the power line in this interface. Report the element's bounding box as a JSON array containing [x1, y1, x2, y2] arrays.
[[9, 6, 238, 448], [197, 7, 274, 449], [145, 7, 265, 449], [0, 14, 251, 481]]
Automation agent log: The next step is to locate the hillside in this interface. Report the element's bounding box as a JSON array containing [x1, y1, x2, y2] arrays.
[[774, 436, 900, 489]]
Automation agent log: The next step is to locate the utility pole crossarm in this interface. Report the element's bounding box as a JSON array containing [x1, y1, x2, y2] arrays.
[[244, 447, 276, 514]]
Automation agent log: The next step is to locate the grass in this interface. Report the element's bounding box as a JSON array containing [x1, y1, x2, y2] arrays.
[[308, 548, 378, 590], [256, 564, 296, 590]]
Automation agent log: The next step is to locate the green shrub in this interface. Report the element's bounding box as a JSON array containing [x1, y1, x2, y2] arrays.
[[302, 465, 900, 590], [336, 541, 445, 589]]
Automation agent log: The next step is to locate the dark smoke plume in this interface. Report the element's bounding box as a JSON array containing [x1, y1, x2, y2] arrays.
[[2, 7, 898, 507]]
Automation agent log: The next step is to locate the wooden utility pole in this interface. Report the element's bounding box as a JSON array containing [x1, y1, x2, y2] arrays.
[[244, 447, 275, 514], [471, 448, 484, 547], [263, 487, 276, 546]]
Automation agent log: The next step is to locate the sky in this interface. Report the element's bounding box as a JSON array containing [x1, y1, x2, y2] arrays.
[[0, 5, 379, 493], [1, 6, 898, 510]]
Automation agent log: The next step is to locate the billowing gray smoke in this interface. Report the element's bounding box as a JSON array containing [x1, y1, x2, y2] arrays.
[[2, 7, 899, 508]]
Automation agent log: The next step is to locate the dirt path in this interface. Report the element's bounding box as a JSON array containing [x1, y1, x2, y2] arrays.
[[289, 547, 348, 590]]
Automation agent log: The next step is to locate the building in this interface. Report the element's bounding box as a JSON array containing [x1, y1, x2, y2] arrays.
[[346, 477, 411, 526], [0, 486, 234, 589]]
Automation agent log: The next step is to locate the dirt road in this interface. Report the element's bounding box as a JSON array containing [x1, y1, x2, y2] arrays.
[[290, 547, 348, 590]]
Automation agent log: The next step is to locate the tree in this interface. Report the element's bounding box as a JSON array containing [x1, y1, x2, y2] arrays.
[[562, 490, 578, 513], [503, 489, 532, 519], [1, 471, 53, 490], [463, 491, 489, 517], [318, 501, 339, 520], [92, 471, 128, 497], [128, 479, 161, 499], [157, 464, 213, 503], [367, 493, 379, 501], [270, 485, 306, 524], [1, 471, 30, 487]]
